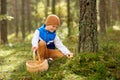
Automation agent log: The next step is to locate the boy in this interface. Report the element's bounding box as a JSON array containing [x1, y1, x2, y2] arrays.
[[32, 14, 73, 62]]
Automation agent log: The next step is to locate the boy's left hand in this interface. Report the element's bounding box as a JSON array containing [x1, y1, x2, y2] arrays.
[[66, 53, 73, 58]]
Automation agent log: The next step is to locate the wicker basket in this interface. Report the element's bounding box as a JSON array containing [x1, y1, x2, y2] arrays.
[[26, 51, 49, 73]]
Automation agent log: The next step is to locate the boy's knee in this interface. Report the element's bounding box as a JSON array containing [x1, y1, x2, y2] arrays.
[[38, 41, 46, 47]]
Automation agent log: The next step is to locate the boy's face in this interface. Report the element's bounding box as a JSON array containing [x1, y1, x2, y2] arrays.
[[46, 25, 58, 32]]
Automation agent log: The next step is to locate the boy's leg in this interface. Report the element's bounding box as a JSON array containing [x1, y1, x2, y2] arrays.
[[37, 41, 47, 62], [37, 41, 65, 61], [47, 49, 65, 60]]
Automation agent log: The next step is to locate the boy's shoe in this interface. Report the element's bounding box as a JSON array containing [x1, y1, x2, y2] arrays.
[[47, 58, 53, 64]]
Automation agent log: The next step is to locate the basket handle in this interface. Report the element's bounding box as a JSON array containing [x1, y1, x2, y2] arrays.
[[33, 50, 41, 61], [36, 51, 41, 61], [33, 50, 36, 61]]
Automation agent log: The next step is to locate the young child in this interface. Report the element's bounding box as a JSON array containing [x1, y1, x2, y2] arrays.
[[32, 14, 73, 62]]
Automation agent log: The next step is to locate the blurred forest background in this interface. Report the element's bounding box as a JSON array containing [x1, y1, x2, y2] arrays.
[[0, 0, 120, 80], [0, 0, 119, 45]]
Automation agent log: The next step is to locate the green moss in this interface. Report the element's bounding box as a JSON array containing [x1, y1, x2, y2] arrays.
[[1, 29, 120, 80]]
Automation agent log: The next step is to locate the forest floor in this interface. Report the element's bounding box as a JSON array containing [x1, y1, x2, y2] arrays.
[[0, 29, 120, 80]]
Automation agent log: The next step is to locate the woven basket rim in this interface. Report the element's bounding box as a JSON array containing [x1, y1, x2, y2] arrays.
[[26, 59, 48, 68]]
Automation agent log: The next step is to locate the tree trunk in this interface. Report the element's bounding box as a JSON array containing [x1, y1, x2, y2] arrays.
[[35, 0, 40, 27], [67, 0, 71, 37], [99, 0, 106, 36], [26, 0, 32, 33], [105, 0, 111, 27], [14, 0, 19, 37], [52, 0, 56, 14], [116, 0, 120, 21], [47, 0, 50, 7], [0, 1, 1, 42], [111, 0, 118, 26], [21, 0, 25, 40], [0, 0, 8, 44], [78, 0, 98, 53], [45, 0, 49, 18]]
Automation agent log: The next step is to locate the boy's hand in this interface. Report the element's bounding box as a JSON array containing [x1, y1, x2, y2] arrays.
[[66, 53, 73, 58], [32, 47, 38, 52]]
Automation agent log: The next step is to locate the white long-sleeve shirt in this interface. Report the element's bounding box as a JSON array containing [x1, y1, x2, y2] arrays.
[[32, 30, 71, 55]]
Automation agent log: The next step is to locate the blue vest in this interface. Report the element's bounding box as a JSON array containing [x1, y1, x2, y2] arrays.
[[38, 24, 56, 49]]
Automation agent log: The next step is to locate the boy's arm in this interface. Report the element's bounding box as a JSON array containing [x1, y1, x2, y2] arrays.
[[32, 30, 39, 50], [54, 35, 72, 55]]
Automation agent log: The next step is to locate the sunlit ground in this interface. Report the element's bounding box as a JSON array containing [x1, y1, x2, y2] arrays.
[[0, 43, 85, 80], [113, 25, 120, 30], [63, 74, 86, 80], [0, 43, 31, 79]]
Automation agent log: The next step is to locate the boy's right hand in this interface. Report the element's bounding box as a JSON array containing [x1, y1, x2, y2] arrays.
[[66, 53, 73, 58], [32, 47, 38, 52]]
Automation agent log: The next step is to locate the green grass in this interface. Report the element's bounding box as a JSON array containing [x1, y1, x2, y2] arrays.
[[0, 29, 120, 80], [0, 43, 120, 80]]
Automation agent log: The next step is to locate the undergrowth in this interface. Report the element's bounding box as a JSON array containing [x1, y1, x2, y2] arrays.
[[0, 42, 120, 80], [0, 29, 120, 80]]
